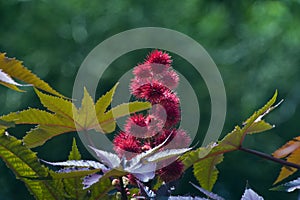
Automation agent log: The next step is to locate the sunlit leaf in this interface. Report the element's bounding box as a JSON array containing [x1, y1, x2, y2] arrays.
[[41, 160, 108, 171], [0, 85, 151, 148], [0, 69, 29, 87], [273, 136, 300, 158], [145, 147, 191, 163], [68, 138, 81, 160], [272, 136, 300, 184], [0, 53, 64, 96], [190, 91, 280, 191], [62, 138, 86, 199], [0, 130, 64, 199], [246, 120, 274, 134], [95, 83, 119, 116], [51, 168, 101, 179], [0, 119, 14, 130], [98, 101, 152, 133], [89, 146, 121, 169], [274, 148, 300, 184], [243, 91, 278, 128], [181, 143, 216, 169]]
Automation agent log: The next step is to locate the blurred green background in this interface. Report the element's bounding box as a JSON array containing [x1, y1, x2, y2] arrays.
[[1, 0, 300, 199]]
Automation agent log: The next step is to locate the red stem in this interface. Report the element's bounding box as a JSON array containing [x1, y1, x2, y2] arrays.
[[239, 146, 300, 169]]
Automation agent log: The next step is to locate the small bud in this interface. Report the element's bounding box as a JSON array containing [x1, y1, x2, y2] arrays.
[[112, 179, 120, 186], [122, 176, 130, 186]]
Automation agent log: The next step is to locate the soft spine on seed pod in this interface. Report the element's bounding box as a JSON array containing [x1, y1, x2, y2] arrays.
[[113, 50, 191, 183]]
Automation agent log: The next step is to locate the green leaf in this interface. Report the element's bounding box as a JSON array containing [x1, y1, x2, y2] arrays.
[[68, 138, 81, 160], [95, 83, 119, 117], [181, 143, 216, 170], [0, 130, 64, 199], [270, 177, 300, 192], [246, 120, 274, 134], [51, 168, 101, 179], [99, 101, 151, 133], [0, 69, 30, 88], [1, 108, 72, 126], [87, 176, 114, 200], [193, 154, 224, 191], [0, 119, 14, 130], [0, 86, 151, 148], [217, 126, 243, 151], [74, 87, 98, 129], [24, 125, 75, 148], [35, 88, 74, 119], [0, 53, 64, 97], [242, 91, 279, 132], [63, 138, 88, 199], [190, 91, 280, 191], [0, 80, 24, 92]]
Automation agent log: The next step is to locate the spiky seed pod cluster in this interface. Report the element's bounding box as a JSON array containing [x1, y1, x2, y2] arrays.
[[113, 50, 190, 183]]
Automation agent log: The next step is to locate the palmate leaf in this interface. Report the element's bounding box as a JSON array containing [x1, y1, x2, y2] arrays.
[[0, 84, 151, 148], [189, 91, 280, 191], [44, 136, 190, 191], [272, 136, 300, 184], [89, 146, 121, 169], [0, 130, 64, 200], [0, 53, 63, 97], [88, 135, 190, 183], [40, 139, 113, 199]]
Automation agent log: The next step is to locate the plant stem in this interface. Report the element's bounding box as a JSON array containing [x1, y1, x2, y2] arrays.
[[239, 146, 300, 169], [119, 177, 128, 200]]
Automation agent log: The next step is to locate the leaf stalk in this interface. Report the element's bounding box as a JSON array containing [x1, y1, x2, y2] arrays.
[[239, 146, 300, 169]]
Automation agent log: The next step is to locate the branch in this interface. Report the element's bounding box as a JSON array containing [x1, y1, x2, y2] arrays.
[[239, 146, 300, 169]]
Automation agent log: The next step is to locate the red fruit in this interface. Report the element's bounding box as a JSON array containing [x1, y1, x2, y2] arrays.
[[157, 160, 184, 182], [144, 50, 172, 67], [113, 131, 142, 159]]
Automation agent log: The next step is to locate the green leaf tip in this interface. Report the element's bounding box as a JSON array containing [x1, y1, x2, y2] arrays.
[[68, 138, 81, 160], [0, 53, 65, 97]]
